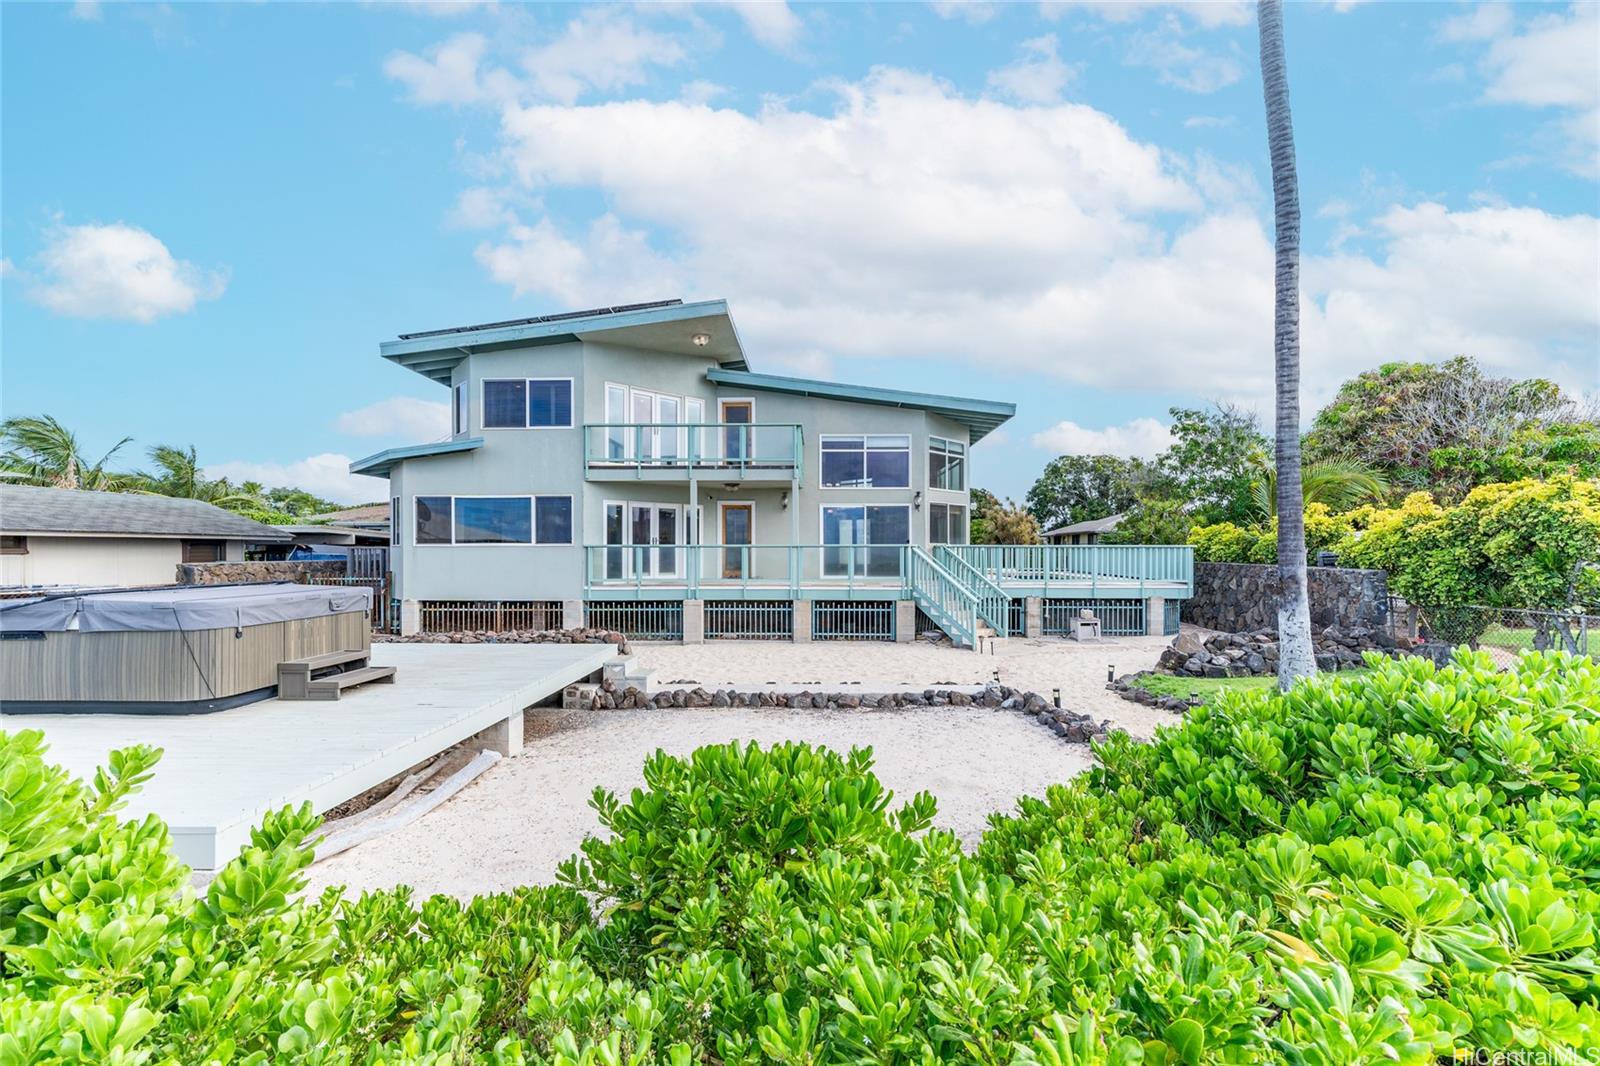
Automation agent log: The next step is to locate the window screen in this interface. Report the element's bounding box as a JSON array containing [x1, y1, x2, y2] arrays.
[[416, 496, 453, 544], [528, 379, 573, 427], [535, 496, 573, 544], [483, 380, 527, 428]]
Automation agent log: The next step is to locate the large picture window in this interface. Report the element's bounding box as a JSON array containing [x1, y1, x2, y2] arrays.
[[482, 378, 572, 429], [455, 497, 532, 544], [929, 437, 966, 491], [929, 503, 968, 545], [821, 504, 910, 577], [414, 495, 573, 545], [820, 434, 911, 488]]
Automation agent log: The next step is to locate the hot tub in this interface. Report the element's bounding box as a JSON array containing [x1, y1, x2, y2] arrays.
[[0, 582, 373, 715]]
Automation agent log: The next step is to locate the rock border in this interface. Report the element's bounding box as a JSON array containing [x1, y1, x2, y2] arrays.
[[578, 681, 1116, 746], [378, 627, 632, 655]]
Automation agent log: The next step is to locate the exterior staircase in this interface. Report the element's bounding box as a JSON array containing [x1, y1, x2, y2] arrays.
[[904, 546, 1010, 650]]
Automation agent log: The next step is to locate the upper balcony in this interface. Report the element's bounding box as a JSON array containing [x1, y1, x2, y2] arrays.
[[583, 423, 803, 483]]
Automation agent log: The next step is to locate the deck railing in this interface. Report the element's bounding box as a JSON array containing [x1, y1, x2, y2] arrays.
[[904, 546, 982, 646], [585, 543, 910, 598], [934, 545, 1010, 639], [583, 422, 803, 479], [942, 544, 1194, 595]]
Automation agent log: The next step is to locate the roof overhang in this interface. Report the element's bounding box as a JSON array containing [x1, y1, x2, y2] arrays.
[[349, 438, 484, 479], [380, 299, 748, 385], [704, 369, 1015, 444]]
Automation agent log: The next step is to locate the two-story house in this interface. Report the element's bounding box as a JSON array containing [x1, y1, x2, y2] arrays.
[[352, 299, 1191, 644]]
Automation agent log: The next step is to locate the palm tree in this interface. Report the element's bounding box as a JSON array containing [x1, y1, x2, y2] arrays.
[[139, 444, 266, 511], [0, 415, 138, 490], [1258, 0, 1316, 688], [1248, 460, 1389, 519]]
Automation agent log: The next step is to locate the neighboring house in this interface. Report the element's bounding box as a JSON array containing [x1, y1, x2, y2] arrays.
[[310, 503, 391, 535], [1043, 513, 1125, 545], [0, 484, 293, 589], [254, 524, 389, 562], [351, 299, 1191, 642]]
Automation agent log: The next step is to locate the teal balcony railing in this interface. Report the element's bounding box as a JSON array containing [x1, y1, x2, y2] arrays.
[[934, 545, 1010, 639], [583, 423, 803, 479], [941, 544, 1194, 596]]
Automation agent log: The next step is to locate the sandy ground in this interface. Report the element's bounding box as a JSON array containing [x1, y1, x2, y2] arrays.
[[634, 635, 1177, 739], [302, 704, 1097, 899]]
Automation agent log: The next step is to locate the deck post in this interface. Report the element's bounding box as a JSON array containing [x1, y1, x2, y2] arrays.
[[399, 599, 421, 636], [682, 599, 705, 644], [895, 600, 915, 643], [1024, 597, 1043, 639], [1145, 596, 1166, 636], [482, 710, 523, 757], [561, 599, 584, 631], [791, 599, 812, 642]]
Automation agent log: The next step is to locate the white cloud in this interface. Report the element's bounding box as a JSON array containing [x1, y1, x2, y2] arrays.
[[723, 1, 802, 50], [1442, 3, 1598, 176], [679, 79, 728, 105], [334, 396, 451, 439], [988, 34, 1077, 104], [1031, 417, 1173, 458], [930, 0, 997, 25], [385, 32, 517, 105], [0, 257, 17, 279], [1127, 16, 1243, 94], [1042, 1, 1251, 30], [27, 221, 225, 323], [447, 185, 519, 229], [1183, 113, 1235, 129], [447, 67, 1594, 411], [205, 454, 387, 505], [69, 0, 101, 21], [521, 9, 688, 105]]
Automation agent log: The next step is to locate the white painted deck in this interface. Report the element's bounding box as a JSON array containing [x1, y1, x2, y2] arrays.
[[6, 643, 613, 870]]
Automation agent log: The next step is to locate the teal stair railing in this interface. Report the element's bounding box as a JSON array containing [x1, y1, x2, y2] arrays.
[[934, 545, 1010, 639], [903, 546, 982, 648]]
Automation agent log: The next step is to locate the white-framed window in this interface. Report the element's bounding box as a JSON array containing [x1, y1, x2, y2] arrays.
[[928, 502, 968, 545], [604, 382, 629, 459], [412, 494, 573, 545], [390, 497, 401, 546], [820, 504, 910, 576], [481, 378, 574, 429], [929, 437, 966, 492], [453, 383, 466, 436], [820, 434, 911, 489]]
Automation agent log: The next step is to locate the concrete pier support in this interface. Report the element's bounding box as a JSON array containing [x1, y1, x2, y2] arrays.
[[791, 600, 812, 642], [1145, 596, 1167, 636], [481, 710, 523, 757], [895, 601, 916, 643], [562, 599, 585, 631], [682, 600, 705, 644], [400, 599, 421, 636], [1024, 597, 1043, 639]]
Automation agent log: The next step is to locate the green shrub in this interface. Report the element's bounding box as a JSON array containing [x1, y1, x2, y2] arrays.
[[3, 652, 1599, 1062]]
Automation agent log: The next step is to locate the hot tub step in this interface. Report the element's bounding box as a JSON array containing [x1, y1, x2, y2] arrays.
[[301, 665, 397, 701]]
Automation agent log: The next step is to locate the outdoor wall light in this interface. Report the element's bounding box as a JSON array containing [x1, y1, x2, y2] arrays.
[[913, 490, 923, 510], [691, 332, 711, 347], [781, 490, 790, 509]]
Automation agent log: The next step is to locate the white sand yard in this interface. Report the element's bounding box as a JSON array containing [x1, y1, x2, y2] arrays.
[[303, 704, 1096, 899], [302, 636, 1177, 899]]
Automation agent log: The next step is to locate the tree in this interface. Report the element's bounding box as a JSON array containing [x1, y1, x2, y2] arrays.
[[139, 444, 265, 511], [1258, 0, 1316, 687], [1102, 498, 1191, 545], [0, 415, 138, 491], [1153, 404, 1268, 524], [969, 487, 1001, 543], [976, 498, 1041, 545], [1247, 459, 1388, 519], [1304, 357, 1599, 500], [1024, 455, 1147, 532]]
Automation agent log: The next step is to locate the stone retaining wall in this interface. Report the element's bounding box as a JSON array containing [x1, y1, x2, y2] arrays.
[[1183, 562, 1389, 633], [176, 560, 347, 585]]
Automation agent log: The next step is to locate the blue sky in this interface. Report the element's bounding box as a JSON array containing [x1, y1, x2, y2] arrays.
[[2, 0, 1597, 504]]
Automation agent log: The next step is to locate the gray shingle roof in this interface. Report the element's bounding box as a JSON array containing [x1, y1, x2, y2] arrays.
[[0, 485, 293, 542]]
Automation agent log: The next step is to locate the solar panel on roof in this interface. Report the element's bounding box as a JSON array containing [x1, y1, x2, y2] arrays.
[[396, 299, 683, 341]]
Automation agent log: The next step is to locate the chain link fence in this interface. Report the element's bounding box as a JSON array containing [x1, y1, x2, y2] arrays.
[[1392, 598, 1597, 670]]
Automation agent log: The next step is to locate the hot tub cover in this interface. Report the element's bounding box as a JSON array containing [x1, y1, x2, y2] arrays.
[[0, 582, 373, 633]]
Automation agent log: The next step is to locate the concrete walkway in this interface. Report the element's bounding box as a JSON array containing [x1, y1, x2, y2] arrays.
[[10, 642, 613, 869]]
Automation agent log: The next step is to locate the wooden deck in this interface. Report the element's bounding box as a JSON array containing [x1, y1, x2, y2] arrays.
[[6, 642, 614, 869]]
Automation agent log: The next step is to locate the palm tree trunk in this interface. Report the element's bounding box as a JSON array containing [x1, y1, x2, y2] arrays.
[[1257, 0, 1317, 688]]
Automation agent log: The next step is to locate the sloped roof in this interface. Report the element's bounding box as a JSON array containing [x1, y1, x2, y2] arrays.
[[349, 438, 484, 478], [1043, 512, 1126, 537], [381, 299, 748, 385], [0, 484, 293, 542], [704, 369, 1015, 444]]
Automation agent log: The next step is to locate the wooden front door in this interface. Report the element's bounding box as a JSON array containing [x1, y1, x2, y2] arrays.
[[721, 503, 753, 579]]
